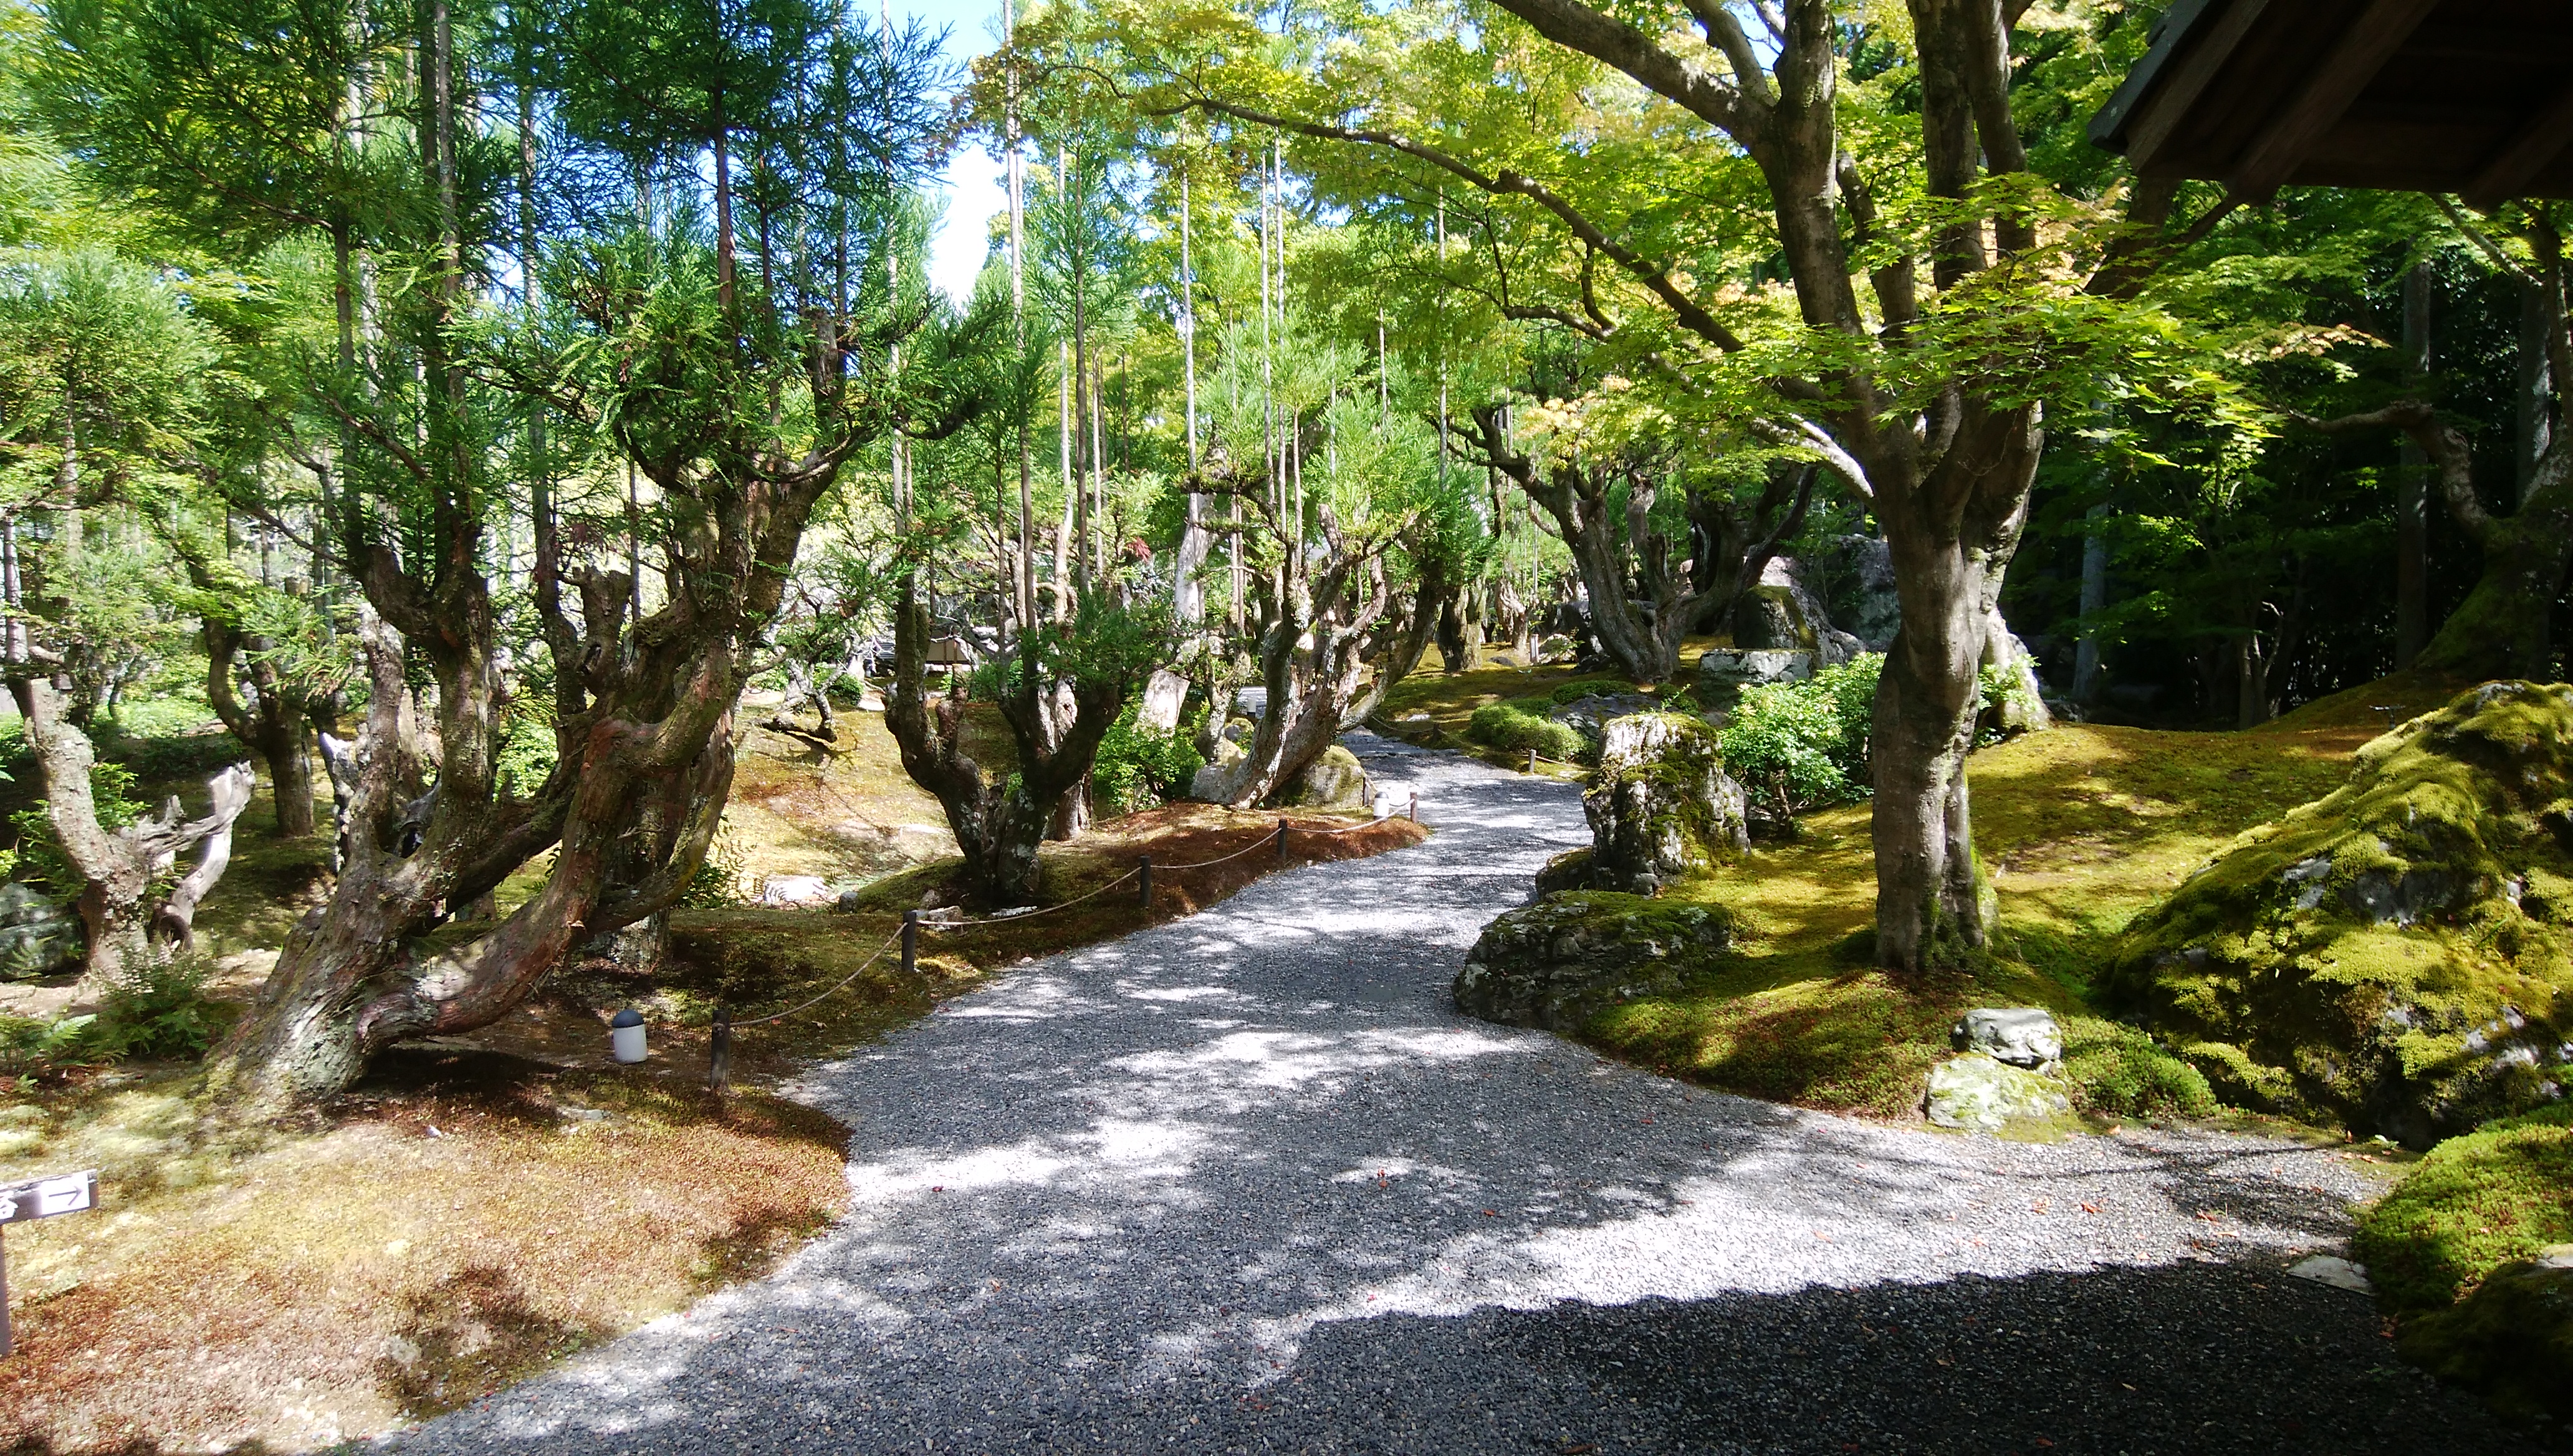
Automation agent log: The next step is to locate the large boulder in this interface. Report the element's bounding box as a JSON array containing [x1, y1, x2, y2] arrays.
[[1290, 744, 1371, 812], [2104, 681, 2573, 1144], [1734, 558, 1867, 668], [1820, 534, 1902, 651], [0, 883, 80, 981], [1583, 713, 1749, 896], [1455, 892, 1733, 1032], [1695, 648, 1813, 717]]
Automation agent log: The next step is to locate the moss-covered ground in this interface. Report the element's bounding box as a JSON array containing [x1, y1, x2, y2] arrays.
[[1376, 653, 2468, 1126]]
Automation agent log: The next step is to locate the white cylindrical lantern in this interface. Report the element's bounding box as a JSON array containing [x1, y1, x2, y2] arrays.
[[610, 1008, 647, 1064]]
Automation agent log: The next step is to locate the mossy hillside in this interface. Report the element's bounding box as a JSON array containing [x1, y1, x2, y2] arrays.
[[2354, 1104, 2573, 1312], [2104, 682, 2573, 1141], [1578, 719, 2364, 1120]]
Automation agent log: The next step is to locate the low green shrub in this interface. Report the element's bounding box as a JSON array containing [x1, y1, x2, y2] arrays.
[[2355, 1105, 2573, 1313], [0, 956, 231, 1079], [1091, 703, 1206, 815], [2059, 1017, 2217, 1119], [97, 956, 232, 1061], [0, 1010, 108, 1076], [1469, 702, 1586, 762], [1717, 654, 1882, 820]]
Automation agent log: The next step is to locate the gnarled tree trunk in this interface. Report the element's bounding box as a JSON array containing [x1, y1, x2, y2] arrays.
[[4, 670, 254, 995], [882, 576, 1125, 904]]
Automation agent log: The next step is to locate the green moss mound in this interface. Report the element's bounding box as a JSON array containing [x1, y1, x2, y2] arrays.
[[2355, 1104, 2573, 1312], [2104, 681, 2573, 1142], [2362, 1104, 2573, 1431], [2393, 1256, 2573, 1429], [1467, 701, 1586, 762]]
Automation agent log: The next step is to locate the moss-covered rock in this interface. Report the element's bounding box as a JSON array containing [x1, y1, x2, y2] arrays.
[[1454, 891, 1734, 1033], [2104, 681, 2573, 1143], [2395, 1252, 2573, 1429], [1584, 713, 1749, 896], [1290, 744, 1371, 812], [1924, 1052, 2070, 1133]]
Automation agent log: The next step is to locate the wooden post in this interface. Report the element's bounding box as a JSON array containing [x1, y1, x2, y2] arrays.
[[1528, 749, 1538, 774], [1407, 791, 1417, 821], [707, 1005, 732, 1094], [1275, 818, 1289, 863], [901, 909, 920, 977], [1138, 856, 1152, 909]]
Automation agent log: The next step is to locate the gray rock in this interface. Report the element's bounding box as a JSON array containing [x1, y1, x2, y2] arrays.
[[1533, 846, 1596, 898], [1454, 893, 1731, 1033], [2286, 1255, 2375, 1293], [1953, 1007, 2064, 1072], [1695, 648, 1813, 716], [1546, 693, 1659, 738], [1925, 1053, 2070, 1132], [1584, 714, 1749, 896], [0, 883, 80, 981], [832, 889, 867, 914], [1291, 744, 1373, 812], [1823, 534, 1902, 651]]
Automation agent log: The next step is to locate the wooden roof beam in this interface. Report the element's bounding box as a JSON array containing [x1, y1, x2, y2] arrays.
[[2463, 84, 2573, 211], [2227, 0, 2441, 203], [2119, 0, 2272, 175]]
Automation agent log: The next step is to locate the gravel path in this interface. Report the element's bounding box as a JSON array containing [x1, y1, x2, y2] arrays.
[[385, 734, 2541, 1455]]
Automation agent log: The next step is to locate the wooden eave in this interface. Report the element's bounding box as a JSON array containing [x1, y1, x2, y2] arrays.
[[2089, 0, 2573, 206]]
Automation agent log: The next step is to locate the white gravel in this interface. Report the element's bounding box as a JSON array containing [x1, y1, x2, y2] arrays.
[[381, 734, 2544, 1454]]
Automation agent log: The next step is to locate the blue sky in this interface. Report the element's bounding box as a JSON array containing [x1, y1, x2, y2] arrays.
[[902, 0, 1010, 302]]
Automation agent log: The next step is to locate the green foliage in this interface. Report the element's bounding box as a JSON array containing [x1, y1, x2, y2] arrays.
[[2058, 1017, 2218, 1119], [94, 955, 231, 1060], [1468, 701, 1584, 762], [0, 956, 229, 1077], [1718, 654, 1883, 820], [0, 1010, 105, 1076], [1090, 702, 1204, 817], [10, 759, 146, 896], [675, 826, 749, 911], [2356, 1106, 2573, 1313]]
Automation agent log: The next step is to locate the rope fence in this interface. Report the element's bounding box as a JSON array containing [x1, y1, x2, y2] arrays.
[[703, 793, 1422, 1091]]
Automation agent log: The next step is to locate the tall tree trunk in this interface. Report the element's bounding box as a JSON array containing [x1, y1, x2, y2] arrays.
[[2397, 262, 2433, 667]]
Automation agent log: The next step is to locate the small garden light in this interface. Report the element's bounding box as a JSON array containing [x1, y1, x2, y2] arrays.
[[609, 1008, 647, 1064]]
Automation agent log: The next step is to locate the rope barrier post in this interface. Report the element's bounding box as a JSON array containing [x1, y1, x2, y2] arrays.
[[1138, 856, 1152, 910], [707, 1005, 732, 1094], [1275, 818, 1289, 864], [1528, 748, 1538, 774], [901, 909, 920, 977], [1407, 790, 1417, 821]]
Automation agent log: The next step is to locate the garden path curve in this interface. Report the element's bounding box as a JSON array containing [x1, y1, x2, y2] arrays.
[[384, 733, 2536, 1455]]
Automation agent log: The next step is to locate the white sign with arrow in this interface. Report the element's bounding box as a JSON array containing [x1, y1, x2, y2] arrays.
[[1, 1169, 99, 1357]]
